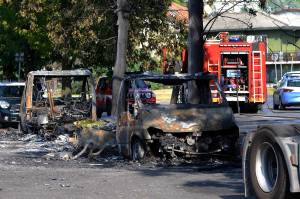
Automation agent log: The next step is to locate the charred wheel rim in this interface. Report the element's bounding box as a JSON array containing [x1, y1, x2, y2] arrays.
[[132, 139, 145, 161], [255, 142, 279, 193]]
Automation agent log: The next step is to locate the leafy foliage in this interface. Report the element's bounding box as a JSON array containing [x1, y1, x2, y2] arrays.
[[128, 0, 187, 71], [0, 0, 186, 79]]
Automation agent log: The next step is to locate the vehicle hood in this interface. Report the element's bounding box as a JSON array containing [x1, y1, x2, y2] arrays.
[[0, 97, 21, 105], [140, 104, 237, 132]]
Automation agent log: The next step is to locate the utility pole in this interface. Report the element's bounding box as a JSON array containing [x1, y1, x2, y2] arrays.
[[188, 0, 210, 104], [15, 52, 24, 81], [112, 0, 130, 117]]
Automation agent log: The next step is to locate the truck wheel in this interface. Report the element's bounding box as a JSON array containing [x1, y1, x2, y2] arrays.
[[249, 131, 288, 199], [250, 104, 259, 113], [131, 137, 145, 161]]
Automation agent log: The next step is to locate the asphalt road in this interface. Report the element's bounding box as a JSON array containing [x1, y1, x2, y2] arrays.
[[0, 95, 299, 199]]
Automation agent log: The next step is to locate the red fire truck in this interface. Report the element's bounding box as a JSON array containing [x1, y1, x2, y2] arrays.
[[166, 32, 266, 112], [202, 32, 267, 112]]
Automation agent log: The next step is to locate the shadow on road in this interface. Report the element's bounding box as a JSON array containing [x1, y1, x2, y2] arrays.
[[182, 165, 243, 199], [134, 161, 244, 198], [182, 172, 243, 199]]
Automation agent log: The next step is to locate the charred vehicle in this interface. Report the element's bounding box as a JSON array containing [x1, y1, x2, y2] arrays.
[[0, 82, 25, 127], [20, 70, 96, 138], [116, 73, 239, 160]]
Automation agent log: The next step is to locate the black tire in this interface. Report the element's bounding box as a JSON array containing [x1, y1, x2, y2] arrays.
[[106, 99, 112, 116], [273, 96, 279, 110], [279, 99, 286, 110], [96, 108, 103, 119], [273, 103, 279, 110], [131, 137, 145, 161], [249, 104, 259, 113], [249, 131, 288, 199]]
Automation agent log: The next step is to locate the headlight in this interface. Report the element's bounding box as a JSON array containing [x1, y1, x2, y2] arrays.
[[145, 92, 152, 99], [0, 101, 10, 109]]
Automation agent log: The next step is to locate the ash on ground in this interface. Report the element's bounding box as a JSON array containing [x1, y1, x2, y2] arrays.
[[0, 128, 240, 170]]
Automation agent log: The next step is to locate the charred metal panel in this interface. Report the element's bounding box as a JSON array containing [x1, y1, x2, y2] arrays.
[[140, 105, 236, 133]]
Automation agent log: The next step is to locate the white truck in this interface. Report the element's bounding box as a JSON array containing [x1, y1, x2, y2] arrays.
[[243, 124, 300, 199]]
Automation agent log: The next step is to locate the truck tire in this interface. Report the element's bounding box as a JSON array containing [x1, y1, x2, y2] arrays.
[[250, 104, 259, 113], [249, 131, 288, 199], [131, 137, 145, 161]]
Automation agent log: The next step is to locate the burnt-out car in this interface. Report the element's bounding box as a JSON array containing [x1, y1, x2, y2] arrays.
[[116, 73, 239, 160], [0, 82, 25, 127], [20, 70, 96, 138]]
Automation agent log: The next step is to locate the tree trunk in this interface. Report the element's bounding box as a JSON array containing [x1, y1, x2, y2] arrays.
[[188, 0, 210, 104], [112, 0, 130, 118], [61, 56, 72, 98]]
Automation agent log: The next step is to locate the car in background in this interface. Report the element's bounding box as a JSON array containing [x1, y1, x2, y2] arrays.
[[273, 76, 300, 109], [126, 79, 156, 105], [0, 82, 25, 128], [95, 77, 112, 118], [281, 71, 300, 79], [96, 76, 156, 118]]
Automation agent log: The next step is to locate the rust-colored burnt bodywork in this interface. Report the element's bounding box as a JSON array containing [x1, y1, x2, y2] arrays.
[[71, 127, 116, 158], [116, 73, 239, 158], [20, 70, 97, 137]]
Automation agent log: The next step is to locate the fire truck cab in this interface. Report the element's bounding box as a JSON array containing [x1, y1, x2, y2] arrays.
[[203, 32, 267, 112]]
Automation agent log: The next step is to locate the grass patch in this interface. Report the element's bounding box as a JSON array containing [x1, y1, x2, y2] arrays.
[[267, 87, 274, 96], [173, 0, 187, 6], [154, 89, 172, 103]]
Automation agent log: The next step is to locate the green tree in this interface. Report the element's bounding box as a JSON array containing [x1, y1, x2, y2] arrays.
[[128, 0, 187, 71], [0, 0, 185, 79], [0, 0, 51, 80]]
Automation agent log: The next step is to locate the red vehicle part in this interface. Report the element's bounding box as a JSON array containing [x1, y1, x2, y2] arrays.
[[127, 89, 156, 105], [96, 77, 156, 118], [96, 77, 112, 118]]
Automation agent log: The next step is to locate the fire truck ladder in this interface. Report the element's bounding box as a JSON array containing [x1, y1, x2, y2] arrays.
[[252, 51, 264, 103]]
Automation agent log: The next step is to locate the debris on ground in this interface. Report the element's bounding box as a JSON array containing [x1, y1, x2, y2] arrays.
[[0, 119, 240, 170], [71, 119, 117, 160]]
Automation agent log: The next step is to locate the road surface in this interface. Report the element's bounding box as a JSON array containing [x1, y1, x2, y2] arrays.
[[0, 95, 299, 199]]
